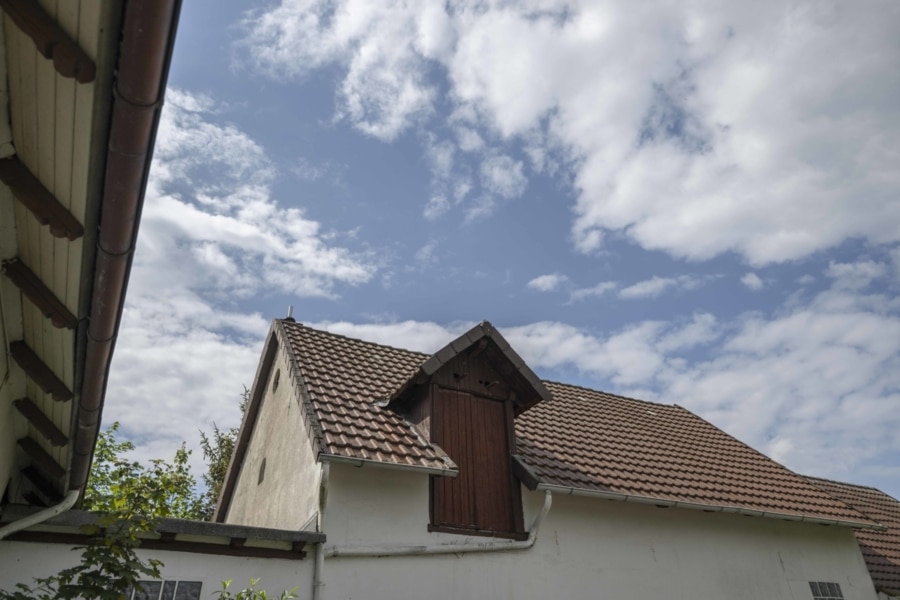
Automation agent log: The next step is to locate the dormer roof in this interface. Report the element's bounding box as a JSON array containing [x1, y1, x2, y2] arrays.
[[387, 321, 552, 415]]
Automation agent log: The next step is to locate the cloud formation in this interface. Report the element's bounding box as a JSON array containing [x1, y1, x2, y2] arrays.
[[527, 273, 568, 292], [107, 89, 378, 472], [240, 0, 900, 265]]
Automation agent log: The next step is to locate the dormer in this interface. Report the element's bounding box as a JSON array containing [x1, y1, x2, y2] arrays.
[[386, 322, 552, 540]]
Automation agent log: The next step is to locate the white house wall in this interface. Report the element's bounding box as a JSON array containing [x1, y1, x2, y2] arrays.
[[323, 464, 879, 600], [0, 540, 314, 599], [225, 342, 321, 530]]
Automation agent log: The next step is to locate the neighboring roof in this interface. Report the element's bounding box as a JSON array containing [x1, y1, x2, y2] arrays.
[[220, 320, 876, 529], [2, 506, 322, 560], [808, 477, 900, 595]]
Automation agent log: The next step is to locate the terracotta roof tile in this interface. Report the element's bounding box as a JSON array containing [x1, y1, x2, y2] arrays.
[[281, 320, 874, 526], [808, 477, 900, 594]]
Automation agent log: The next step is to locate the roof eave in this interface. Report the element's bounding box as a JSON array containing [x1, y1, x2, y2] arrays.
[[68, 0, 183, 495], [534, 483, 885, 530]]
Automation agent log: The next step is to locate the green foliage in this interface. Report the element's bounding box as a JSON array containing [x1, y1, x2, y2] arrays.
[[1, 417, 296, 600], [0, 427, 166, 599], [84, 422, 203, 520], [215, 579, 297, 600], [197, 386, 248, 520]]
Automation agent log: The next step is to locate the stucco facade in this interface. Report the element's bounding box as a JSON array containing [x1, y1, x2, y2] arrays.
[[317, 463, 878, 600], [224, 339, 322, 530]]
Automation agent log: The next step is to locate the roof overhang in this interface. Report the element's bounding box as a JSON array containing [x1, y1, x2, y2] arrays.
[[0, 0, 182, 508], [387, 321, 553, 415], [1, 506, 323, 559]]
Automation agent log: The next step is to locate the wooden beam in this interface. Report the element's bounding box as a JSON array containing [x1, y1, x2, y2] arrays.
[[0, 0, 96, 83], [2, 258, 78, 329], [22, 466, 61, 502], [14, 398, 68, 446], [9, 341, 73, 402], [0, 156, 84, 240], [18, 438, 66, 480], [22, 492, 47, 507]]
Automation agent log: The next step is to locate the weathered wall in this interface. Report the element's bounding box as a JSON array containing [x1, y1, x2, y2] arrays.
[[0, 540, 314, 599], [323, 464, 879, 600], [225, 340, 321, 530]]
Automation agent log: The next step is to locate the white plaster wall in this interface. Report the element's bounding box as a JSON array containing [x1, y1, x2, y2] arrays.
[[323, 464, 879, 600], [225, 344, 321, 530], [0, 540, 314, 599]]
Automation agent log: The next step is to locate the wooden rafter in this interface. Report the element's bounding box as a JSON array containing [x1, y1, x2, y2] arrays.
[[22, 465, 61, 503], [14, 397, 68, 446], [18, 437, 66, 480], [9, 340, 73, 402], [2, 257, 78, 329], [0, 0, 96, 83], [0, 156, 84, 240]]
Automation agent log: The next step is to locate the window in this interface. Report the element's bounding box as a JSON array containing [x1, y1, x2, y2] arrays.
[[809, 582, 843, 600], [429, 388, 524, 538], [272, 368, 280, 393], [126, 580, 202, 600]]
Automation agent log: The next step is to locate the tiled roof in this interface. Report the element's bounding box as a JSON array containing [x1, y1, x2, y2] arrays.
[[808, 477, 900, 594], [281, 321, 453, 471], [280, 320, 875, 526]]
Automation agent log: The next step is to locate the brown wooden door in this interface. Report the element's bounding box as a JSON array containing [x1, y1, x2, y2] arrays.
[[432, 388, 516, 534]]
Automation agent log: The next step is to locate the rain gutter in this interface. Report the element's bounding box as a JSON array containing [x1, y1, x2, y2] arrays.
[[535, 483, 886, 531], [69, 0, 182, 492], [318, 453, 458, 478]]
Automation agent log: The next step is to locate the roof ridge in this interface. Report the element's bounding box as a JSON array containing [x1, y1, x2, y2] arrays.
[[541, 379, 675, 408], [805, 474, 888, 495], [280, 319, 430, 358]]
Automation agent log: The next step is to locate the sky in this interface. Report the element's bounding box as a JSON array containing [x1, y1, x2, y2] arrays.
[[104, 0, 900, 501]]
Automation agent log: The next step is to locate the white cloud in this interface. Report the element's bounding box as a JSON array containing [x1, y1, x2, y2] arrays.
[[619, 274, 709, 299], [413, 239, 440, 269], [107, 88, 379, 473], [825, 260, 887, 290], [741, 272, 764, 291], [147, 89, 376, 300], [239, 1, 900, 264], [569, 281, 617, 301], [527, 273, 568, 292], [481, 154, 527, 199]]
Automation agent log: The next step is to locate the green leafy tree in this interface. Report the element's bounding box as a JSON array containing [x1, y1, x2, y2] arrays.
[[85, 422, 203, 519], [0, 424, 176, 599], [197, 386, 248, 520], [2, 420, 294, 600]]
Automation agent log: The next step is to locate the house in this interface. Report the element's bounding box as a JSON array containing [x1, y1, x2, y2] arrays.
[[216, 318, 885, 600], [0, 0, 179, 516], [808, 477, 900, 600]]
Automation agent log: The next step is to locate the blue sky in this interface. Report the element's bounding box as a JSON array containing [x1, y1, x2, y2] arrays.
[[105, 0, 900, 500]]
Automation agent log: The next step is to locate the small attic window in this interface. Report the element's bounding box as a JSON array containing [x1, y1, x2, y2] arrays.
[[272, 369, 281, 393], [258, 457, 267, 485], [809, 582, 843, 600]]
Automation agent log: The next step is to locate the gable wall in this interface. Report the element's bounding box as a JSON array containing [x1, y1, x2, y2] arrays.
[[324, 465, 879, 600], [224, 339, 321, 530]]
